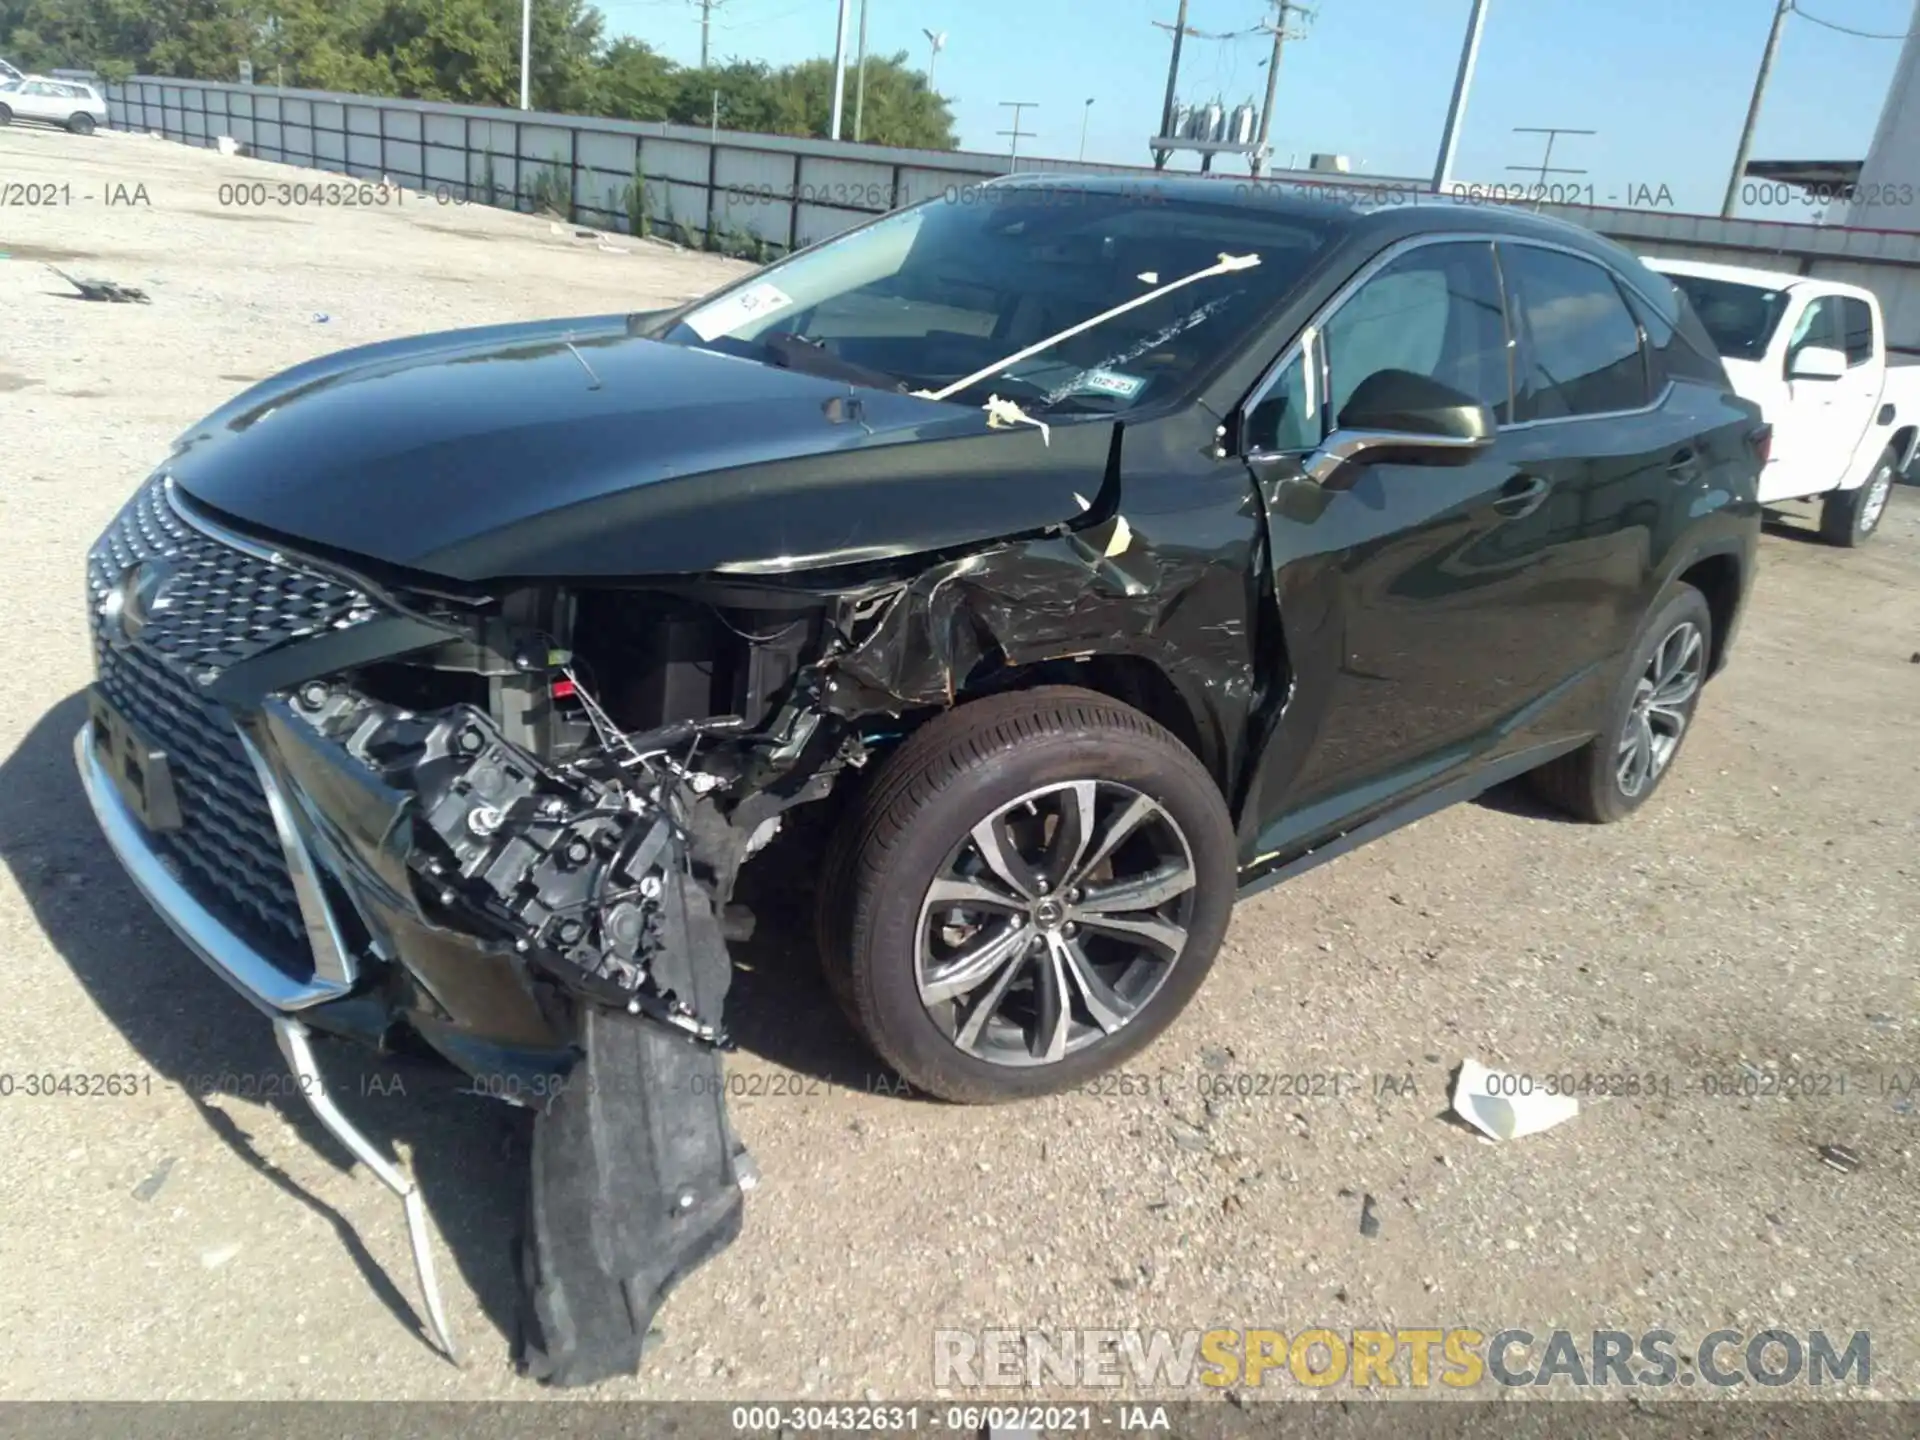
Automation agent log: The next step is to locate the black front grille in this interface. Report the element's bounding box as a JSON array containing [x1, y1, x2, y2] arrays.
[[87, 474, 380, 973], [87, 474, 378, 675]]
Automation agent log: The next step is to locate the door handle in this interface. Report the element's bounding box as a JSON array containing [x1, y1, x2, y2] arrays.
[[1666, 447, 1703, 482], [1492, 474, 1552, 518]]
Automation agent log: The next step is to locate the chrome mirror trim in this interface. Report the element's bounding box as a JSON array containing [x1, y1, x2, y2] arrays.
[[1249, 428, 1491, 485]]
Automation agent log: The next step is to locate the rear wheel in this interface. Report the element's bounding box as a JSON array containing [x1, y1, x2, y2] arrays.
[[817, 686, 1236, 1103], [67, 112, 96, 136], [1819, 446, 1896, 547], [0, 106, 13, 126], [1529, 583, 1713, 824]]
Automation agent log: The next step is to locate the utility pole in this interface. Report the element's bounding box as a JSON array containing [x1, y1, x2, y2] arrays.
[[519, 0, 532, 109], [1252, 1, 1312, 175], [1722, 0, 1792, 217], [1151, 0, 1191, 167], [853, 0, 870, 143], [923, 29, 947, 94], [998, 101, 1038, 166], [1432, 0, 1490, 192], [1079, 97, 1096, 163], [830, 0, 851, 140], [697, 0, 723, 69], [1508, 126, 1595, 190]]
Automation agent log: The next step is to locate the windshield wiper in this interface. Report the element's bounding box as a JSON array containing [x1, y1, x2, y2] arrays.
[[759, 332, 906, 392]]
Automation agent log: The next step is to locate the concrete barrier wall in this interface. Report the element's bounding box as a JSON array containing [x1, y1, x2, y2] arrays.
[[108, 75, 1920, 347]]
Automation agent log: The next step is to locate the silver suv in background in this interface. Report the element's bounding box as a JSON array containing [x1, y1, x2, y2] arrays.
[[0, 75, 108, 134]]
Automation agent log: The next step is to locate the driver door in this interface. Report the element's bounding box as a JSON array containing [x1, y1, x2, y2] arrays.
[[1765, 295, 1851, 502], [1237, 240, 1567, 859]]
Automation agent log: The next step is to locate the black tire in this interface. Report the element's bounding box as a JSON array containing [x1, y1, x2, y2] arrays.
[[1529, 583, 1714, 824], [817, 685, 1236, 1104], [1819, 446, 1897, 547], [67, 112, 96, 136], [0, 106, 13, 126]]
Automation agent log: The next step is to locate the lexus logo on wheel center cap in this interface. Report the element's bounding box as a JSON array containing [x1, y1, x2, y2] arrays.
[[101, 558, 178, 649]]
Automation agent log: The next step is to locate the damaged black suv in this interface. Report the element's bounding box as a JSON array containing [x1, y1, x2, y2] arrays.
[[77, 176, 1761, 1382]]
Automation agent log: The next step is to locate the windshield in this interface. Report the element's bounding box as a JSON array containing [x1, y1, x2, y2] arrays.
[[658, 187, 1334, 413], [1661, 274, 1792, 361]]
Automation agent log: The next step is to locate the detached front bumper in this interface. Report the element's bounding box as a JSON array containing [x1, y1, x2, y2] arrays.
[[77, 472, 754, 1382]]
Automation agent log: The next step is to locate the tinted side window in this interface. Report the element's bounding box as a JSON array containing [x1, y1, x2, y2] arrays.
[[1244, 351, 1317, 453], [1505, 246, 1649, 420], [1321, 242, 1511, 426], [1786, 296, 1843, 361], [1840, 297, 1875, 367], [1622, 282, 1727, 388]]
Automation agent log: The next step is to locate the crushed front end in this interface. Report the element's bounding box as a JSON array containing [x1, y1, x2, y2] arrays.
[[75, 472, 858, 1382]]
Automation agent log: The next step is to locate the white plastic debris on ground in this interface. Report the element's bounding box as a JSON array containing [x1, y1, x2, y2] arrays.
[[1450, 1058, 1579, 1141]]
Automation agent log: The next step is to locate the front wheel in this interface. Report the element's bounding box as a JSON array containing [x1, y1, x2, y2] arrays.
[[0, 106, 13, 126], [817, 686, 1237, 1104], [1820, 447, 1897, 547], [1529, 583, 1713, 824]]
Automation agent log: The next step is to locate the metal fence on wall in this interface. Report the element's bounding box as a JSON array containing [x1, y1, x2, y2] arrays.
[[104, 76, 1166, 253], [108, 75, 1920, 345]]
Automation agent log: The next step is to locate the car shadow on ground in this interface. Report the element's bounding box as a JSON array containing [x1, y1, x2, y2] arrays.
[[0, 691, 906, 1369], [1760, 503, 1832, 545], [1472, 775, 1577, 822], [717, 802, 927, 1097]]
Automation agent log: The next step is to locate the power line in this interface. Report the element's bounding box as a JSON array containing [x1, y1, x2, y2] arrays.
[[1789, 1, 1913, 40]]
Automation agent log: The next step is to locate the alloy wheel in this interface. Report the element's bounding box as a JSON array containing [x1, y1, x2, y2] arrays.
[[1617, 620, 1704, 799], [1860, 462, 1894, 534], [914, 780, 1197, 1067]]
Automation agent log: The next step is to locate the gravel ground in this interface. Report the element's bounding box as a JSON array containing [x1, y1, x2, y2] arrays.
[[1, 125, 1916, 1405]]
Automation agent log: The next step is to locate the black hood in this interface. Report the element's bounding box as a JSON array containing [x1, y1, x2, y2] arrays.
[[167, 317, 1116, 583]]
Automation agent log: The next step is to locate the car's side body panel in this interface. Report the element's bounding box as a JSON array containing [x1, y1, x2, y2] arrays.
[[1225, 213, 1761, 874]]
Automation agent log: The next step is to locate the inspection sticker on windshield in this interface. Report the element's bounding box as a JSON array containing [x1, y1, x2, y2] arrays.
[[1074, 368, 1147, 401], [684, 281, 795, 341]]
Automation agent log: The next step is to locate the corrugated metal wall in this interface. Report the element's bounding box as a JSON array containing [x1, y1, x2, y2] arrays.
[[107, 76, 1920, 348]]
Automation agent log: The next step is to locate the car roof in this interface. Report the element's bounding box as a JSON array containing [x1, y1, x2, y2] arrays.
[[1644, 256, 1807, 289], [987, 172, 1654, 262], [1645, 256, 1878, 306]]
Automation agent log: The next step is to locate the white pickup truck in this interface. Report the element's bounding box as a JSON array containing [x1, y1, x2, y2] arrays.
[[1646, 258, 1920, 547]]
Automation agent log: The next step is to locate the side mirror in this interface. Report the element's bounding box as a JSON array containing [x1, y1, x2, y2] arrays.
[[1300, 369, 1496, 485], [1788, 345, 1846, 381]]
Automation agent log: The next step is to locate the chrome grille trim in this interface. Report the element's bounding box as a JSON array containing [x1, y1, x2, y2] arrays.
[[84, 471, 384, 996], [75, 723, 353, 1011]]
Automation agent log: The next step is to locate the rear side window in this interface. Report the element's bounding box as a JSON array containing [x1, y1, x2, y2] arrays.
[[1504, 245, 1649, 421], [1840, 297, 1875, 367], [1622, 283, 1728, 388]]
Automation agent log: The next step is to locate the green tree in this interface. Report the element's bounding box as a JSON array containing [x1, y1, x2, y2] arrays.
[[2, 0, 956, 153], [594, 35, 675, 121]]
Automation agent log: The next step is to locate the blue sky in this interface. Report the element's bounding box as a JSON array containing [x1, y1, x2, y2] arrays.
[[599, 0, 1917, 216]]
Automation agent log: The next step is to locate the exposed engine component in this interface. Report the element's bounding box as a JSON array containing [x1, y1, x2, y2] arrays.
[[288, 684, 732, 1043]]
